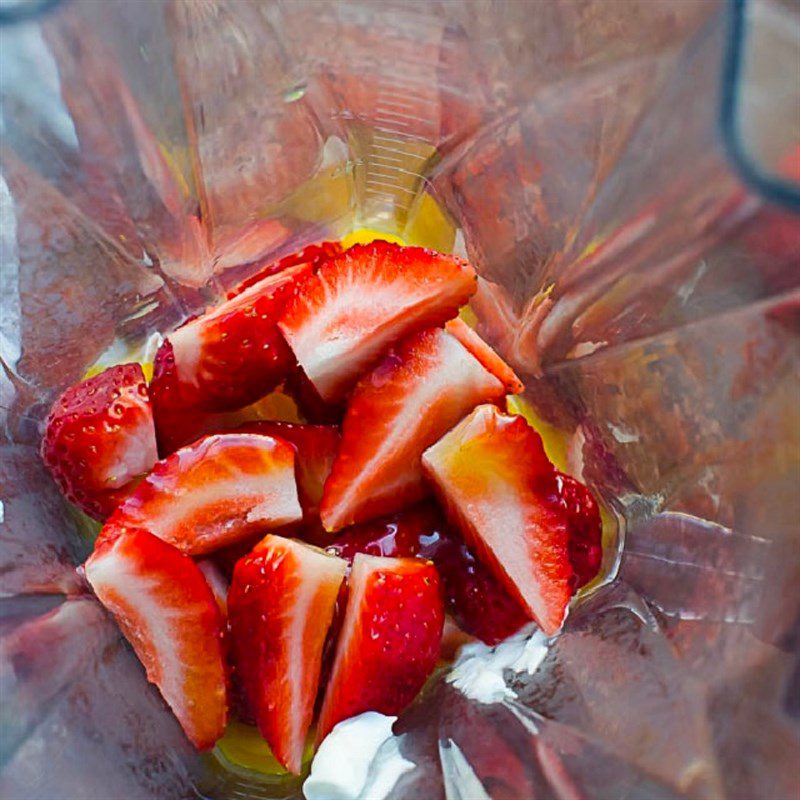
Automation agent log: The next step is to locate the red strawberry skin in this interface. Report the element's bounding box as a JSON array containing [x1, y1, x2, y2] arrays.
[[551, 472, 603, 589], [228, 535, 346, 773], [278, 242, 478, 403], [316, 554, 444, 742], [149, 340, 213, 456], [40, 364, 158, 520], [84, 525, 228, 750], [231, 422, 340, 525], [329, 503, 530, 646], [107, 433, 302, 555], [320, 325, 505, 532], [422, 404, 574, 635], [284, 364, 344, 425], [151, 261, 312, 419], [227, 241, 342, 298]]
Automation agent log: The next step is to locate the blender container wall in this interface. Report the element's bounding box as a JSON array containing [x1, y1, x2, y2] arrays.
[[1, 1, 798, 798]]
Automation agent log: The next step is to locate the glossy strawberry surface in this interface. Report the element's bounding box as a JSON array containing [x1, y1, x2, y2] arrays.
[[423, 405, 574, 635], [278, 241, 478, 403], [106, 433, 302, 555], [85, 525, 228, 750], [316, 554, 444, 742], [228, 535, 346, 773], [320, 325, 506, 531], [41, 364, 157, 520]]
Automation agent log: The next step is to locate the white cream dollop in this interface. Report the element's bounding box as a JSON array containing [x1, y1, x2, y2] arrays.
[[303, 712, 412, 800], [446, 626, 550, 704]]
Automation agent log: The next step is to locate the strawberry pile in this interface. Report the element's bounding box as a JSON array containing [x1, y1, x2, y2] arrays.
[[41, 241, 602, 772]]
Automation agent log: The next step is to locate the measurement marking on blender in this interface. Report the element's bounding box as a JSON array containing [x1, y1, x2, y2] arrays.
[[375, 110, 432, 126], [379, 72, 437, 89], [369, 153, 407, 166], [368, 166, 425, 181], [371, 134, 421, 148], [365, 179, 418, 196]]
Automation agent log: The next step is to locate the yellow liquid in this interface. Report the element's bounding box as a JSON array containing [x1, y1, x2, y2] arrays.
[[213, 721, 316, 777]]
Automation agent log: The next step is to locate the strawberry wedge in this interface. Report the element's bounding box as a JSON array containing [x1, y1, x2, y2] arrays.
[[151, 261, 312, 417], [84, 525, 228, 749], [278, 242, 478, 403], [445, 318, 524, 395], [106, 433, 302, 555], [328, 503, 531, 645], [422, 405, 574, 635], [231, 422, 340, 525], [228, 535, 346, 773], [316, 554, 444, 742], [320, 325, 508, 531], [41, 364, 158, 520]]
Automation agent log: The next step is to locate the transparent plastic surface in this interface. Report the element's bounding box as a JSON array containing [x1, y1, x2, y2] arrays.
[[1, 1, 798, 798]]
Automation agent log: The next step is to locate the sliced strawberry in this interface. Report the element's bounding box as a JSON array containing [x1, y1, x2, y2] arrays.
[[552, 472, 603, 589], [197, 558, 230, 615], [316, 554, 444, 742], [422, 405, 573, 635], [278, 242, 478, 403], [445, 317, 524, 395], [84, 525, 228, 749], [208, 534, 263, 581], [107, 433, 302, 555], [228, 535, 346, 773], [284, 365, 344, 424], [149, 341, 215, 455], [328, 503, 530, 646], [230, 422, 340, 525], [227, 241, 342, 298], [320, 325, 505, 531], [150, 261, 312, 418], [41, 364, 158, 520]]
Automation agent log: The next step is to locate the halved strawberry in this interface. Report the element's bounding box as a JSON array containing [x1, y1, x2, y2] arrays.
[[84, 524, 228, 749], [316, 554, 444, 742], [230, 422, 340, 525], [422, 405, 573, 635], [278, 242, 478, 403], [445, 317, 524, 395], [320, 325, 505, 531], [107, 433, 302, 555], [150, 261, 312, 418], [227, 535, 346, 773], [40, 364, 158, 520], [328, 503, 531, 646]]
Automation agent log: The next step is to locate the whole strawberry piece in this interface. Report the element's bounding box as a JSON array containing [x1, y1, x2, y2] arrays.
[[316, 554, 444, 742], [41, 364, 158, 520], [228, 535, 346, 773], [84, 524, 228, 750]]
